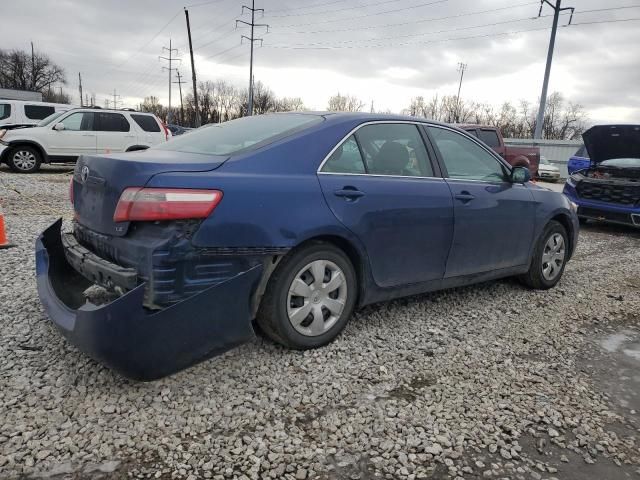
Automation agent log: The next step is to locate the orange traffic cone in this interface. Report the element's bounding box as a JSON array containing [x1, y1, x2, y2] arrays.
[[0, 205, 14, 249]]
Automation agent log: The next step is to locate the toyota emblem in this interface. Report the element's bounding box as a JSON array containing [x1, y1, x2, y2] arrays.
[[80, 165, 89, 183]]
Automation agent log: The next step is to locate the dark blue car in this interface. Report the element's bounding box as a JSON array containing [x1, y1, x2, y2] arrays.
[[36, 113, 579, 380]]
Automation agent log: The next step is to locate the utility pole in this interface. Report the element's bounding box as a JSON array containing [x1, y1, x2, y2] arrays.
[[184, 8, 201, 127], [160, 39, 180, 124], [173, 70, 186, 125], [533, 0, 575, 139], [78, 72, 83, 107], [111, 89, 121, 109], [31, 42, 35, 90], [455, 62, 467, 123], [237, 1, 268, 116]]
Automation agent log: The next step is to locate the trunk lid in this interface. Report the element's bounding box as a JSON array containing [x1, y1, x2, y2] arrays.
[[583, 124, 640, 165], [73, 150, 228, 236]]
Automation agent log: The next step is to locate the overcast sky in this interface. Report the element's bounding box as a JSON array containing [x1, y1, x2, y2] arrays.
[[2, 0, 639, 124]]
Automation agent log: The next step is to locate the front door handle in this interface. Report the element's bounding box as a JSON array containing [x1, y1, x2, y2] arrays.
[[334, 187, 365, 200], [454, 191, 475, 203]]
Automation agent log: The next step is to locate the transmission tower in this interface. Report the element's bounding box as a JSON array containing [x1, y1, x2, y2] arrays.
[[236, 1, 269, 116], [160, 39, 181, 123]]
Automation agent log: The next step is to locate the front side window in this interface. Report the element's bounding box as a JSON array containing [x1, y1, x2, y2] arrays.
[[59, 112, 95, 131], [355, 123, 433, 177], [98, 113, 130, 132], [427, 126, 507, 182], [478, 129, 500, 148], [0, 103, 11, 121], [24, 104, 55, 120], [155, 113, 323, 155], [321, 135, 366, 173]]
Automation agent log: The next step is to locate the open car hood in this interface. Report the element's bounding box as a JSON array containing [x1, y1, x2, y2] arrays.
[[582, 124, 640, 165]]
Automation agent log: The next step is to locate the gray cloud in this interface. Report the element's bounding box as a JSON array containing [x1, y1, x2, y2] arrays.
[[1, 0, 638, 121]]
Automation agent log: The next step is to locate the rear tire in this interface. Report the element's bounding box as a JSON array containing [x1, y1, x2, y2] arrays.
[[519, 220, 569, 290], [7, 145, 42, 173], [257, 242, 357, 350]]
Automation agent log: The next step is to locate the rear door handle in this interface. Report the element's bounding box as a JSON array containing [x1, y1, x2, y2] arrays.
[[454, 191, 475, 202], [334, 187, 365, 200]]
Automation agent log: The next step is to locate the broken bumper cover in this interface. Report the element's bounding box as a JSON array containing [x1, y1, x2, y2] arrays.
[[564, 182, 640, 228], [36, 219, 263, 381]]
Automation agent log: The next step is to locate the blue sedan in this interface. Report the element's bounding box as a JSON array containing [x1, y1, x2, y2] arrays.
[[36, 113, 579, 379]]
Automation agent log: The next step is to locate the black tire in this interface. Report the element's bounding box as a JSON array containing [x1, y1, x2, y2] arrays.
[[519, 220, 569, 290], [257, 241, 357, 350], [7, 145, 42, 173]]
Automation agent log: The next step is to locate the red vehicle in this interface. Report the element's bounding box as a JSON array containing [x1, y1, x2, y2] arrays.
[[459, 125, 540, 177]]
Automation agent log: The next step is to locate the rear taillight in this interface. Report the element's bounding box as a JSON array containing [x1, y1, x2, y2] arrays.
[[162, 122, 170, 141], [69, 178, 74, 205], [113, 188, 222, 222]]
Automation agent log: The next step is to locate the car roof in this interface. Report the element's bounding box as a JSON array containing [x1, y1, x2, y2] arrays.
[[264, 111, 454, 129], [62, 107, 155, 115]]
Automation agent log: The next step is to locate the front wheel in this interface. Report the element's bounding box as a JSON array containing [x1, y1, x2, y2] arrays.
[[519, 220, 569, 289], [7, 145, 42, 173], [257, 242, 357, 350]]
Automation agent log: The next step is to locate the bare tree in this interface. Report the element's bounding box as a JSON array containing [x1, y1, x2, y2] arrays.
[[0, 48, 66, 97], [405, 91, 587, 140], [327, 93, 365, 112]]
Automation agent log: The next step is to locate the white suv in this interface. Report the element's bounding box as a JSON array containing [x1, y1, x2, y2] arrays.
[[0, 108, 170, 173]]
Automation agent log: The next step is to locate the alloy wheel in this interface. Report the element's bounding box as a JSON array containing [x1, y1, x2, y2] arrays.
[[12, 150, 37, 171], [287, 259, 347, 337], [541, 233, 565, 281]]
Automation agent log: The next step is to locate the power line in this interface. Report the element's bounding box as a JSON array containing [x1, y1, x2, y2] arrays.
[[272, 0, 448, 28], [262, 17, 640, 51], [265, 5, 640, 50], [267, 0, 406, 18], [268, 0, 346, 14], [275, 1, 539, 34]]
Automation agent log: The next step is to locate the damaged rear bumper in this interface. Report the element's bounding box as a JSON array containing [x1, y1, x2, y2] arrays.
[[36, 219, 263, 381]]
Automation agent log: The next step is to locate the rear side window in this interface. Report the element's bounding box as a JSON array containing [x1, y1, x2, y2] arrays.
[[478, 129, 500, 148], [0, 103, 10, 120], [131, 114, 160, 132], [24, 105, 55, 120], [322, 135, 366, 174], [355, 123, 433, 177], [154, 113, 323, 155], [464, 128, 478, 137], [97, 112, 130, 132]]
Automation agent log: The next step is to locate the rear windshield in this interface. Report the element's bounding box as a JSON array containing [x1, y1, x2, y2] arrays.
[[131, 114, 161, 132], [154, 113, 323, 155], [575, 145, 589, 158], [0, 103, 10, 121]]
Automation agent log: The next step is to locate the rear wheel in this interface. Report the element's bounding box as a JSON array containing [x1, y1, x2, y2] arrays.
[[519, 220, 569, 289], [7, 145, 42, 173], [257, 242, 357, 349]]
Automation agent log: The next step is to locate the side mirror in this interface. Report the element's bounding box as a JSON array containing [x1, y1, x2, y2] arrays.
[[53, 123, 65, 131], [510, 166, 531, 184]]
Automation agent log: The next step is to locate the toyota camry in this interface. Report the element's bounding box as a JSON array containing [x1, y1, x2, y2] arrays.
[[36, 112, 579, 380]]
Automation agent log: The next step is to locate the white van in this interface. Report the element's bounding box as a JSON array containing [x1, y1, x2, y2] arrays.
[[0, 100, 73, 129]]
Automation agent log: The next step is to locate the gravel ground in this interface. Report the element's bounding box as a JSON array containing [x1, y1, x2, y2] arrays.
[[1, 166, 639, 480]]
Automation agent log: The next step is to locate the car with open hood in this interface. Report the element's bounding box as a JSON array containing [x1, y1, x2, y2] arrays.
[[36, 112, 579, 380], [563, 124, 640, 228]]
